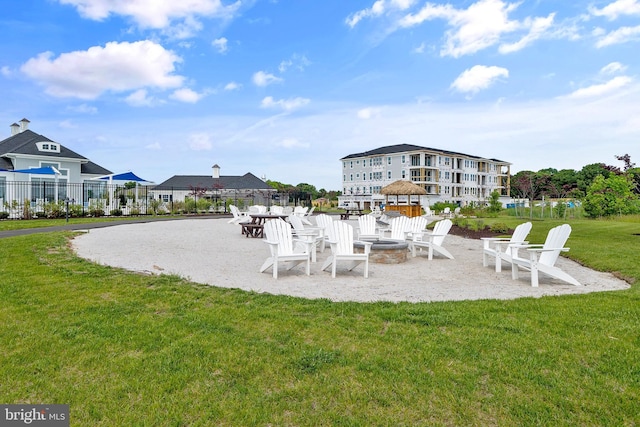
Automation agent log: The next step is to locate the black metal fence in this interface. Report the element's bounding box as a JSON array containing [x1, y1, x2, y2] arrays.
[[0, 181, 313, 219], [0, 181, 151, 219]]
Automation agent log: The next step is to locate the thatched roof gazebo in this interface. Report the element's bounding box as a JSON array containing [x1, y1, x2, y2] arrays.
[[380, 180, 426, 217]]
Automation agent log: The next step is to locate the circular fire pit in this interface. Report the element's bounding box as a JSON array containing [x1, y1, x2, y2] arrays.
[[354, 239, 409, 264]]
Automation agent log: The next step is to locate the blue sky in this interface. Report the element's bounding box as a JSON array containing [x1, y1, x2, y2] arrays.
[[1, 0, 639, 190]]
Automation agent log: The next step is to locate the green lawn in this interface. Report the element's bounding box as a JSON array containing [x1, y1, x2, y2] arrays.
[[0, 217, 638, 426]]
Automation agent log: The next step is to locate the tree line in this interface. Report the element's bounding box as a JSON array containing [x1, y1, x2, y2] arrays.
[[511, 154, 640, 218]]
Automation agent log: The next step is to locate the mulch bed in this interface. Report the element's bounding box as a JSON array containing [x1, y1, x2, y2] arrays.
[[448, 225, 510, 239]]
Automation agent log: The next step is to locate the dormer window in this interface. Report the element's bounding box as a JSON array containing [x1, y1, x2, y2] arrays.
[[36, 141, 60, 153]]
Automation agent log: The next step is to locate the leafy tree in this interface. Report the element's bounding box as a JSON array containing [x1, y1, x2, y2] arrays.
[[487, 190, 502, 213], [576, 163, 613, 195], [296, 183, 319, 200], [510, 171, 550, 218], [583, 174, 640, 217]]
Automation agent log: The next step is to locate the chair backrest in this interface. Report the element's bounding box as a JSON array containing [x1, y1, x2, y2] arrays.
[[358, 215, 377, 235], [294, 206, 308, 215], [316, 214, 335, 241], [539, 224, 572, 267], [432, 219, 452, 246], [270, 205, 284, 215], [264, 219, 295, 256], [511, 222, 533, 243], [409, 216, 428, 234], [443, 207, 451, 214], [389, 216, 411, 240], [505, 222, 533, 256], [282, 206, 293, 215], [248, 205, 260, 214], [306, 206, 315, 216], [424, 206, 433, 216], [333, 221, 355, 255], [288, 214, 304, 231], [229, 205, 240, 218]]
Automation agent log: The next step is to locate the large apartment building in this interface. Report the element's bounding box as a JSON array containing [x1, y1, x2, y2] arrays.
[[340, 144, 511, 208]]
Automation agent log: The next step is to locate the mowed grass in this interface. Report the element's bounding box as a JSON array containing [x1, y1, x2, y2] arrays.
[[0, 217, 639, 426]]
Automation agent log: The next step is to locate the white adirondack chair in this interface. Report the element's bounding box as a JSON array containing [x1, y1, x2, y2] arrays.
[[407, 216, 429, 240], [482, 222, 532, 272], [228, 204, 250, 224], [510, 224, 581, 287], [289, 214, 325, 260], [260, 219, 310, 279], [357, 214, 379, 240], [322, 221, 372, 278], [315, 214, 335, 247], [270, 205, 284, 215], [410, 219, 454, 260], [442, 207, 451, 218], [301, 206, 315, 225], [380, 216, 412, 241]]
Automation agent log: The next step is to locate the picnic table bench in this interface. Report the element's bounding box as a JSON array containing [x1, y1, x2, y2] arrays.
[[240, 213, 289, 238], [340, 208, 364, 220]]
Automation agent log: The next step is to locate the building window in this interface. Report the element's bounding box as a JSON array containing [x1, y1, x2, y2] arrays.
[[401, 155, 405, 163], [402, 170, 406, 179], [387, 171, 392, 179], [350, 174, 354, 181], [387, 157, 392, 165]]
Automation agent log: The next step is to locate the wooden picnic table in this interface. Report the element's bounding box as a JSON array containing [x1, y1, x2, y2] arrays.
[[339, 208, 364, 220], [241, 214, 289, 238]]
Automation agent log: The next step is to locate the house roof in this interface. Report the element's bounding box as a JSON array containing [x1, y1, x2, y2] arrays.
[[153, 173, 275, 191], [82, 161, 112, 176], [0, 128, 113, 175], [0, 129, 87, 160], [340, 143, 510, 164]]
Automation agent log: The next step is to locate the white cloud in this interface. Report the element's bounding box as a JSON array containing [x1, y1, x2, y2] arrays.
[[589, 0, 640, 20], [252, 71, 283, 87], [125, 89, 156, 107], [357, 107, 381, 119], [146, 142, 162, 150], [260, 96, 310, 111], [21, 40, 184, 100], [279, 138, 309, 148], [412, 42, 426, 53], [212, 37, 228, 53], [170, 87, 205, 103], [499, 13, 555, 54], [600, 61, 627, 75], [346, 0, 416, 27], [595, 25, 640, 47], [278, 54, 311, 73], [224, 81, 241, 91], [189, 132, 213, 150], [58, 0, 241, 30], [562, 76, 633, 99], [58, 120, 77, 129], [398, 0, 556, 58], [66, 103, 98, 114], [451, 65, 509, 95]]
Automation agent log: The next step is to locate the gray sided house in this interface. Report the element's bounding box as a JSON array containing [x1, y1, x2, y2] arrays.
[[151, 165, 276, 211], [0, 118, 114, 216]]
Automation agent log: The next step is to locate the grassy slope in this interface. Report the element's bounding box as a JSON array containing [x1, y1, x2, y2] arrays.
[[0, 218, 639, 426]]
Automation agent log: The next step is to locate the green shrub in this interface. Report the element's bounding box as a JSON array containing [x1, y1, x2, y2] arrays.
[[490, 222, 510, 233], [110, 209, 123, 216], [0, 211, 8, 219]]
